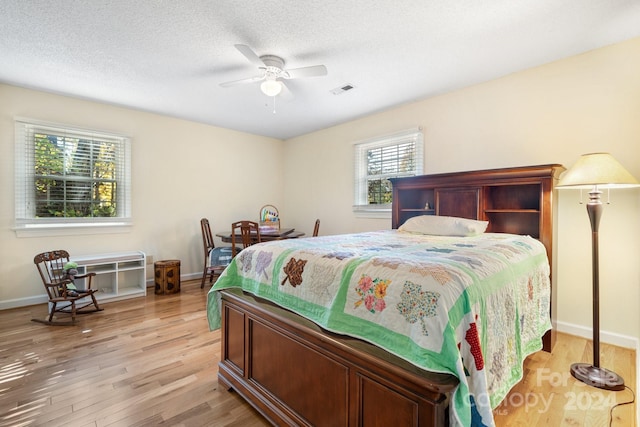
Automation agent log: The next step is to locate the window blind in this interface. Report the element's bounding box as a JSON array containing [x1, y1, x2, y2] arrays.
[[353, 128, 424, 214], [14, 119, 131, 229]]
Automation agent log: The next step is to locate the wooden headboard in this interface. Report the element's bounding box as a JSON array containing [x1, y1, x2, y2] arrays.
[[390, 164, 565, 351]]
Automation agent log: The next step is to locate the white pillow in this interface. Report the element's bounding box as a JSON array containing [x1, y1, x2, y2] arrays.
[[398, 215, 488, 237]]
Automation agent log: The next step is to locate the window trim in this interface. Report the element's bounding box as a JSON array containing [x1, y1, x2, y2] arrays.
[[353, 128, 424, 218], [14, 118, 132, 236]]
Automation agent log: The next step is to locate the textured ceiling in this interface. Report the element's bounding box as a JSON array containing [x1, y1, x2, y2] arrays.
[[1, 1, 640, 140]]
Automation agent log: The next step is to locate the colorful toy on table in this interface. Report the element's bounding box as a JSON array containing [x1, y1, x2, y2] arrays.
[[259, 204, 280, 233]]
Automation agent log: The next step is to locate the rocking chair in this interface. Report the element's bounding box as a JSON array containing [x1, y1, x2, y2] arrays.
[[33, 250, 103, 325]]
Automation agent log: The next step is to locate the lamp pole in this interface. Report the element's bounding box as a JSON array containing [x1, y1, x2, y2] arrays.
[[587, 188, 602, 369], [569, 186, 624, 391]]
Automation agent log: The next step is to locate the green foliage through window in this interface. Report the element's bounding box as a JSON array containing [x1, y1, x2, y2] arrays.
[[34, 133, 118, 218]]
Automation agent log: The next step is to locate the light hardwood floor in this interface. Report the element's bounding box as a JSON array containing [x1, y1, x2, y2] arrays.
[[0, 280, 635, 426]]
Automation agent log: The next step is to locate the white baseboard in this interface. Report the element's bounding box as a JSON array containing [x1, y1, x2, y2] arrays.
[[5, 272, 204, 310], [556, 320, 638, 350], [182, 272, 202, 281], [0, 294, 49, 310], [5, 275, 200, 309], [145, 272, 202, 288]]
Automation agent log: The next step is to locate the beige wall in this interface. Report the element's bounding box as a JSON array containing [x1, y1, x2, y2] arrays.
[[0, 85, 283, 306], [283, 37, 640, 346]]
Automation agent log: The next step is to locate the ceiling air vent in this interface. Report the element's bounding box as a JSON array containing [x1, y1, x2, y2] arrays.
[[331, 84, 355, 95]]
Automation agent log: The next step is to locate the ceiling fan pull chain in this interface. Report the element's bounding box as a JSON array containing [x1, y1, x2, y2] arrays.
[[273, 96, 277, 114]]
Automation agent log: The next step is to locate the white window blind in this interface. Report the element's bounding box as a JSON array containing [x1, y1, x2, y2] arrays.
[[14, 119, 131, 233], [353, 128, 423, 215]]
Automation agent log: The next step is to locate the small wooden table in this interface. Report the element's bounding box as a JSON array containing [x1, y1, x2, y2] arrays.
[[216, 227, 305, 243]]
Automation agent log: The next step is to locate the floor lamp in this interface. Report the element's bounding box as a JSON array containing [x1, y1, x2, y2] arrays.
[[557, 152, 639, 391]]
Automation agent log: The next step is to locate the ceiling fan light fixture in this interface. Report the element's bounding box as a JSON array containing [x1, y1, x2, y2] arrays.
[[260, 78, 282, 97], [221, 45, 327, 100]]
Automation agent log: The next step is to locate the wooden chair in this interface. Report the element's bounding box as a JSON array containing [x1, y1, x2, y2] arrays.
[[33, 250, 102, 325], [200, 218, 234, 288], [231, 220, 261, 257], [313, 219, 320, 237]]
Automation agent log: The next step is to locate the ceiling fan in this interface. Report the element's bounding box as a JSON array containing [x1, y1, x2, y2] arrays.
[[219, 44, 328, 97]]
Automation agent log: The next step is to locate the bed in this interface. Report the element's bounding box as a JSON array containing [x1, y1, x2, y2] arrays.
[[207, 164, 564, 427]]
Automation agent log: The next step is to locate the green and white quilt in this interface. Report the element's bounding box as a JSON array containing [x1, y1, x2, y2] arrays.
[[207, 230, 551, 427]]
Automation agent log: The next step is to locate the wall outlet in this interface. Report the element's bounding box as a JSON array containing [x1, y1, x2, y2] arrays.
[[146, 255, 154, 265]]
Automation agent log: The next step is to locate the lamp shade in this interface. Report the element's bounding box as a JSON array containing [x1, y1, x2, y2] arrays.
[[260, 78, 282, 97], [557, 152, 640, 189]]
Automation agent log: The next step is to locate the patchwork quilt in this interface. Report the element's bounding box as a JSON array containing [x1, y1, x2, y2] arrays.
[[207, 230, 551, 426]]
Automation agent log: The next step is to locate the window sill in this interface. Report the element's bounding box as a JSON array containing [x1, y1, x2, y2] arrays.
[[14, 222, 132, 238], [352, 206, 392, 219]]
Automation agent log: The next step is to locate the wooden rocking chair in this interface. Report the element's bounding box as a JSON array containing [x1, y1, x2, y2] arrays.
[[33, 250, 103, 325]]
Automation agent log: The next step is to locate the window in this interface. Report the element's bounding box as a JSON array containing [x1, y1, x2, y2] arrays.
[[353, 128, 423, 216], [15, 119, 131, 234]]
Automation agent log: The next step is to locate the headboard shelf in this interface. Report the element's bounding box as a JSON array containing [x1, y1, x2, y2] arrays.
[[390, 163, 565, 351], [390, 164, 564, 238]]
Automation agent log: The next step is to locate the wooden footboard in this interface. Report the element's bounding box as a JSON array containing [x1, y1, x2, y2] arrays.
[[218, 288, 458, 427]]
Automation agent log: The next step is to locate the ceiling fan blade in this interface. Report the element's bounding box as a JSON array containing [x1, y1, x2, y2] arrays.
[[234, 44, 266, 68], [283, 64, 327, 79], [279, 80, 294, 101], [219, 75, 265, 88]]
